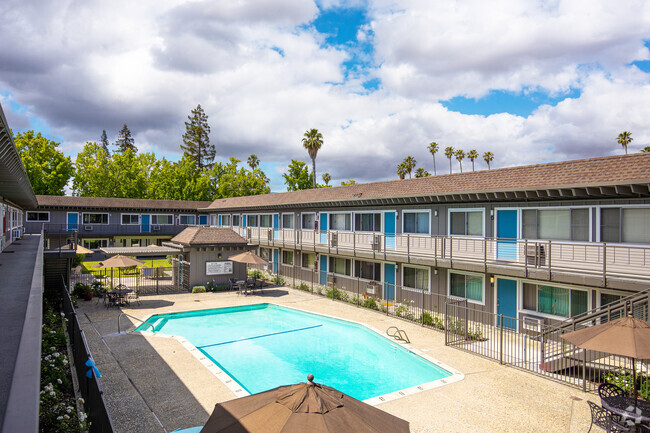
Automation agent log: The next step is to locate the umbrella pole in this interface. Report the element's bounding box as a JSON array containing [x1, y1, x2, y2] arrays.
[[633, 357, 638, 409]]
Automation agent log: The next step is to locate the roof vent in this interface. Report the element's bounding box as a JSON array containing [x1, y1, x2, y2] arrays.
[[352, 193, 363, 198]]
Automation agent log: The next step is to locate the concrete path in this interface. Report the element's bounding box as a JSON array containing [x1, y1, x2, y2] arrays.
[[76, 289, 596, 433]]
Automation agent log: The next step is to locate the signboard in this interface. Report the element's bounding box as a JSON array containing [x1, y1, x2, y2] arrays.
[[206, 261, 233, 275]]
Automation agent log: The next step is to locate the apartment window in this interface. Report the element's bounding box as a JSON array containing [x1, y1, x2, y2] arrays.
[[301, 252, 315, 269], [26, 212, 49, 222], [151, 214, 173, 225], [232, 215, 240, 227], [258, 215, 272, 228], [302, 213, 316, 230], [282, 250, 294, 265], [259, 247, 271, 261], [403, 265, 429, 292], [403, 211, 429, 235], [354, 260, 381, 281], [329, 257, 351, 276], [523, 283, 588, 318], [248, 215, 259, 227], [449, 271, 483, 302], [329, 213, 351, 231], [601, 207, 650, 243], [220, 215, 231, 226], [449, 210, 483, 236], [522, 208, 589, 241], [179, 215, 196, 225], [354, 213, 381, 232], [82, 239, 109, 249], [210, 215, 218, 226], [282, 213, 294, 229], [82, 213, 109, 224], [121, 214, 139, 225]]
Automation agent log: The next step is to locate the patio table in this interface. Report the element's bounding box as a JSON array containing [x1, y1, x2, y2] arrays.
[[236, 281, 248, 296], [602, 395, 650, 428], [106, 288, 133, 307]]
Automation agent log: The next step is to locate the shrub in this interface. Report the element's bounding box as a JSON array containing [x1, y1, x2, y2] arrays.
[[72, 283, 90, 298], [316, 286, 323, 295], [419, 312, 434, 326], [297, 282, 310, 292], [90, 281, 105, 297], [248, 269, 263, 279], [72, 253, 85, 268], [362, 297, 378, 310], [271, 275, 285, 285], [214, 284, 230, 292], [192, 285, 206, 293]]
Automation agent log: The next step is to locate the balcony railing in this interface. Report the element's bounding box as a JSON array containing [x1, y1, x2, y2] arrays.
[[39, 223, 189, 237], [239, 227, 650, 285]]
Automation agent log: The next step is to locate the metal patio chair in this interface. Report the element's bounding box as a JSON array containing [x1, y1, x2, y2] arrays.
[[599, 383, 627, 399], [587, 401, 631, 433]]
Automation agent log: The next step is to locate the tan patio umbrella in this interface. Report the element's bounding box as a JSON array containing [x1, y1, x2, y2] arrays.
[[200, 375, 409, 433], [95, 255, 145, 287], [561, 315, 650, 406], [60, 243, 94, 255], [229, 251, 269, 265]]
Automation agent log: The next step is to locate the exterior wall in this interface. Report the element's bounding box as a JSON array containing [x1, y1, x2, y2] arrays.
[[1, 202, 25, 251], [185, 246, 251, 289]]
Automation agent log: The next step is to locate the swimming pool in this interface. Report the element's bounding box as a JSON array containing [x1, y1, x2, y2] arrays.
[[136, 304, 462, 402]]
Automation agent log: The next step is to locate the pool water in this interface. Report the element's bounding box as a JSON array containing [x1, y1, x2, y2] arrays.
[[137, 304, 452, 400]]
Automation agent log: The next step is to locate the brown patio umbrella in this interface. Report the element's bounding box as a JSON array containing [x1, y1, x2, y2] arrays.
[[60, 243, 94, 255], [229, 251, 269, 265], [200, 375, 409, 433], [95, 255, 145, 287], [561, 315, 650, 406]]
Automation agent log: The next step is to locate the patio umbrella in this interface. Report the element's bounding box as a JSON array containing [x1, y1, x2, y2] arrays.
[[60, 243, 94, 255], [95, 255, 145, 287], [229, 251, 269, 278], [561, 315, 650, 407], [200, 374, 409, 433]]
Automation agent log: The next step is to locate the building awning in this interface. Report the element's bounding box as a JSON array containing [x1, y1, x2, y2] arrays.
[[99, 246, 180, 256], [0, 104, 37, 209]]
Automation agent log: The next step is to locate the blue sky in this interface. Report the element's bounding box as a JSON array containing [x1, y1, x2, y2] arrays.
[[1, 0, 650, 193]]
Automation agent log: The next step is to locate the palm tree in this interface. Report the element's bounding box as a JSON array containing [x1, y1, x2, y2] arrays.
[[483, 151, 494, 169], [427, 142, 439, 175], [455, 149, 465, 173], [467, 149, 479, 171], [415, 167, 430, 178], [302, 128, 323, 188], [642, 146, 650, 153], [247, 154, 260, 170], [397, 163, 407, 180], [617, 131, 633, 154], [444, 146, 455, 174], [403, 156, 416, 178], [322, 172, 331, 185]]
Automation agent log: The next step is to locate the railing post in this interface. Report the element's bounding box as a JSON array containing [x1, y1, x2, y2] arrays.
[[499, 314, 504, 365], [582, 348, 587, 392], [484, 237, 488, 273], [602, 242, 607, 288], [524, 238, 528, 278], [357, 277, 360, 307], [434, 235, 438, 267], [407, 234, 410, 263], [547, 240, 552, 281], [444, 302, 449, 345], [449, 236, 453, 268]]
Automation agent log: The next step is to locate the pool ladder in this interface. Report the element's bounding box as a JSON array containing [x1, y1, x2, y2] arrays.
[[386, 326, 410, 344]]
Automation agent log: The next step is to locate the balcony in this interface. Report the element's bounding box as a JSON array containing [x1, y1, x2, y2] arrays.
[[41, 223, 188, 238], [240, 227, 650, 290]]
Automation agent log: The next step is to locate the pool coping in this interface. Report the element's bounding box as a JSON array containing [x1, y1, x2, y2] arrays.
[[133, 302, 465, 405]]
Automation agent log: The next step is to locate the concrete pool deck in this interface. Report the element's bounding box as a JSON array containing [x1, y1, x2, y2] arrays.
[[75, 288, 596, 433]]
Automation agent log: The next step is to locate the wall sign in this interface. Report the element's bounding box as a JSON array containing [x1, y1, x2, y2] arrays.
[[206, 261, 233, 275]]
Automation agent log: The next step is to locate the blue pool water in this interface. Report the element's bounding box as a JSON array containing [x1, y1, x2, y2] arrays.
[[136, 304, 452, 400]]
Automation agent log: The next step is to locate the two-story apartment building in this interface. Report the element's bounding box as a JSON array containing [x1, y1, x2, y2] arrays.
[[25, 196, 212, 250], [205, 153, 650, 330]]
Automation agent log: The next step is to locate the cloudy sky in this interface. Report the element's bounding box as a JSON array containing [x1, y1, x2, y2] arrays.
[[1, 0, 649, 192]]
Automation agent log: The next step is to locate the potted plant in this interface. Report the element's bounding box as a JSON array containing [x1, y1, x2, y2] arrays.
[[73, 282, 93, 301]]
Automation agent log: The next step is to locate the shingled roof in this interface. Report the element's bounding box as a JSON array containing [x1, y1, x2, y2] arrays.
[[36, 195, 212, 210], [170, 227, 248, 246], [204, 153, 650, 211]]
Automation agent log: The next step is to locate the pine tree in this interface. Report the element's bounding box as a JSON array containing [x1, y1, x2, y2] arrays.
[[115, 124, 137, 153], [100, 130, 110, 155], [181, 104, 215, 171]]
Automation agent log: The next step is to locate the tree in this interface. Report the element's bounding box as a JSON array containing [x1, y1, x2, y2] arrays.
[[181, 104, 214, 171], [444, 146, 455, 174], [483, 151, 494, 170], [340, 179, 357, 185], [402, 156, 416, 178], [115, 124, 137, 153], [212, 158, 270, 198], [415, 168, 430, 178], [302, 128, 323, 189], [427, 142, 439, 175], [617, 131, 633, 155], [100, 130, 110, 155], [397, 162, 407, 180], [322, 172, 331, 185], [247, 154, 260, 170], [15, 131, 73, 195], [642, 146, 650, 153], [283, 160, 313, 191], [467, 149, 479, 171], [455, 149, 465, 173]]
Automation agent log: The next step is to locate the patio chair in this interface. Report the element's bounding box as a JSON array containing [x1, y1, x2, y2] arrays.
[[598, 383, 627, 399], [587, 401, 631, 433], [126, 286, 141, 306], [229, 278, 238, 292]]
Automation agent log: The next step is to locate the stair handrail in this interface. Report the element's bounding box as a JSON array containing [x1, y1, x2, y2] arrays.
[[386, 326, 410, 343], [118, 313, 155, 334]]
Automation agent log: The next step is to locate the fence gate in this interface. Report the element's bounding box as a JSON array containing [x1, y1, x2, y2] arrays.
[[444, 298, 469, 346]]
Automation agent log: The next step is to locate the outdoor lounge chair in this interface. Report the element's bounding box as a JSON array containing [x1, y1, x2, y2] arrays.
[[587, 401, 630, 433]]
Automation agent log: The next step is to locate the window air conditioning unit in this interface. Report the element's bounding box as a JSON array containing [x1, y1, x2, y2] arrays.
[[84, 226, 93, 231], [152, 225, 161, 231], [366, 282, 377, 295], [525, 243, 546, 266], [330, 232, 338, 247], [267, 229, 273, 241], [371, 234, 381, 251], [523, 316, 542, 333]]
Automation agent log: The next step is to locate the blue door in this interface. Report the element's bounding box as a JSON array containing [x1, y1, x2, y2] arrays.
[[273, 214, 279, 239], [319, 254, 328, 285], [496, 209, 517, 260], [141, 214, 150, 233], [497, 278, 517, 330], [273, 249, 279, 274], [218, 215, 222, 227], [199, 215, 208, 225], [384, 212, 395, 250], [384, 263, 395, 301], [242, 215, 247, 237], [67, 213, 78, 231], [319, 213, 328, 244]]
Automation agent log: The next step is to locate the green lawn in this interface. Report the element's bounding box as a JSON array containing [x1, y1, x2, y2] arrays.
[[81, 258, 172, 273]]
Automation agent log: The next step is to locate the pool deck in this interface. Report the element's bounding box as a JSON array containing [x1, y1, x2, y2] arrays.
[[75, 288, 596, 433]]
